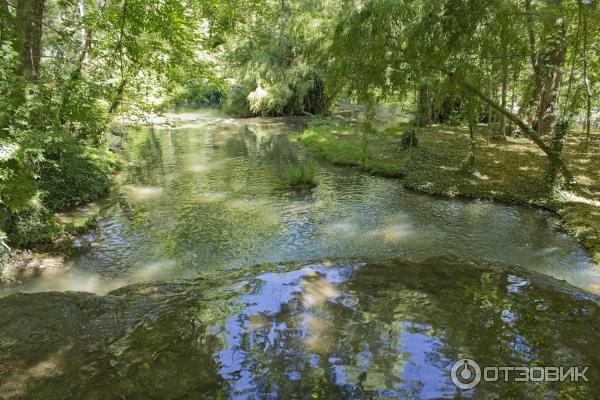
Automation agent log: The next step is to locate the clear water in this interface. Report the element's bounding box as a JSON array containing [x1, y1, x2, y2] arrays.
[[2, 259, 599, 399], [13, 109, 598, 294], [1, 110, 600, 399]]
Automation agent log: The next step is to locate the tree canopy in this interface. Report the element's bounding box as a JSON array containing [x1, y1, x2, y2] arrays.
[[0, 0, 599, 249]]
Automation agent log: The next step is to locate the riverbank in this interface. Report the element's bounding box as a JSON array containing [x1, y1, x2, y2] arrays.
[[0, 145, 119, 285], [298, 121, 600, 263]]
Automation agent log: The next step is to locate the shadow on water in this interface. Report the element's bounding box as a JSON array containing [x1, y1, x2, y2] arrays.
[[1, 257, 599, 399]]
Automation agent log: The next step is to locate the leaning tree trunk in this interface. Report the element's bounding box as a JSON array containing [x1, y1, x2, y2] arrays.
[[457, 77, 572, 190], [14, 0, 45, 79]]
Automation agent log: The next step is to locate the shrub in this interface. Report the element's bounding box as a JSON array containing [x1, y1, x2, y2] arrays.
[[162, 81, 223, 110], [39, 146, 118, 210], [222, 86, 253, 117], [399, 128, 419, 149], [284, 160, 317, 190], [4, 203, 62, 248]]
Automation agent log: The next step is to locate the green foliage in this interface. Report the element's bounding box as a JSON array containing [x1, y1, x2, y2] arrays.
[[220, 0, 338, 116], [399, 128, 418, 150], [39, 145, 118, 210], [284, 160, 316, 189], [222, 86, 253, 117], [162, 81, 223, 109], [4, 203, 62, 249], [0, 0, 232, 249]]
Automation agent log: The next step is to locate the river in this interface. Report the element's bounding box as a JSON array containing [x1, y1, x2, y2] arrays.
[[0, 109, 599, 399]]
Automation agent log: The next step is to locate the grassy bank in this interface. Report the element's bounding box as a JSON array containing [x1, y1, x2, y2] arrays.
[[298, 121, 600, 263]]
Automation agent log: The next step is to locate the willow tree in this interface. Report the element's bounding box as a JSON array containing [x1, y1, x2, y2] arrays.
[[220, 0, 341, 116], [329, 0, 592, 190]]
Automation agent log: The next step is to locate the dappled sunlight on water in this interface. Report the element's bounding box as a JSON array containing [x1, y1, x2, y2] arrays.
[[2, 109, 599, 294], [121, 184, 164, 201]]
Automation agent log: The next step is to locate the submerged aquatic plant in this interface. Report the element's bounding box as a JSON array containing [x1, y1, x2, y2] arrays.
[[284, 160, 317, 190]]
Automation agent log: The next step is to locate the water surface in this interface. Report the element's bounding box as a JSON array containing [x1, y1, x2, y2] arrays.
[[1, 110, 599, 399], [12, 109, 597, 293]]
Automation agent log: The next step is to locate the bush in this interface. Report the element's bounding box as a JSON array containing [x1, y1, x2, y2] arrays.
[[4, 203, 62, 248], [162, 81, 223, 110], [222, 86, 253, 117], [399, 128, 418, 149], [39, 146, 118, 210]]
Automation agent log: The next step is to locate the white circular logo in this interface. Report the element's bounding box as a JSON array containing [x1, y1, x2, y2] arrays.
[[451, 358, 481, 389]]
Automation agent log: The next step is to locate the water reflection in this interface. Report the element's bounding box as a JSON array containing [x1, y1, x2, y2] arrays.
[[1, 258, 599, 399], [3, 109, 599, 296], [214, 259, 600, 399]]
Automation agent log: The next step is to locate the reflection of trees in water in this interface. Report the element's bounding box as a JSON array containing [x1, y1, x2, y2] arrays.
[[214, 260, 600, 399], [3, 260, 599, 398], [342, 261, 600, 399], [221, 125, 299, 165], [124, 126, 166, 186]]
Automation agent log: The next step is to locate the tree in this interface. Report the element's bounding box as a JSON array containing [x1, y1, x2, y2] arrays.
[[329, 0, 584, 189], [0, 0, 245, 247], [14, 0, 45, 79], [221, 0, 340, 116]]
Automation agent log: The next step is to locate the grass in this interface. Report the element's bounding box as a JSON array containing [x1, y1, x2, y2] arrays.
[[284, 160, 317, 190], [298, 122, 600, 263]]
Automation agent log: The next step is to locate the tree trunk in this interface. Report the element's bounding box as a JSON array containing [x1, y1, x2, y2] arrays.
[[457, 76, 572, 189], [499, 60, 508, 136], [417, 84, 430, 126], [507, 68, 520, 135], [59, 1, 92, 121], [14, 0, 45, 79], [0, 0, 13, 44], [110, 0, 128, 115], [532, 1, 568, 137], [562, 0, 582, 120], [462, 99, 476, 174], [523, 0, 542, 125], [582, 8, 592, 153], [109, 79, 127, 114]]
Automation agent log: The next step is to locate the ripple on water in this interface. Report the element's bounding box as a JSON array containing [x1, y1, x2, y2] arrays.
[[5, 110, 598, 296]]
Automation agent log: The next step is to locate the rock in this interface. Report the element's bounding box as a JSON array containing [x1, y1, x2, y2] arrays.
[[109, 128, 127, 137]]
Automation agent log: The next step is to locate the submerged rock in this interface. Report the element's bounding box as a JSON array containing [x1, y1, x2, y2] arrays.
[[1, 258, 600, 399], [0, 281, 229, 399]]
